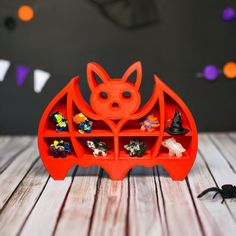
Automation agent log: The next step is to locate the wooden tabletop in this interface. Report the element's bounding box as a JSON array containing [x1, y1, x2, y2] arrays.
[[0, 133, 235, 236]]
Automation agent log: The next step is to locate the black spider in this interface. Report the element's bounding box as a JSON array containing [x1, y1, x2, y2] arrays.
[[198, 185, 236, 203]]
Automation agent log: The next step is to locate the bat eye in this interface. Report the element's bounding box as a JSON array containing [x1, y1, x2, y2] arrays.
[[100, 91, 108, 99], [122, 91, 131, 99]]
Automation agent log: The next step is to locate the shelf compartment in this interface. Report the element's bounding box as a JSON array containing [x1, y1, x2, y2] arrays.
[[71, 102, 113, 135], [43, 137, 75, 159], [120, 104, 161, 133], [119, 137, 158, 159], [158, 136, 191, 159], [164, 94, 191, 133], [46, 95, 68, 132], [76, 137, 115, 159]]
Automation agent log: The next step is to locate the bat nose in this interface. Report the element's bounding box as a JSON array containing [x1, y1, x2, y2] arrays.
[[111, 102, 120, 110]]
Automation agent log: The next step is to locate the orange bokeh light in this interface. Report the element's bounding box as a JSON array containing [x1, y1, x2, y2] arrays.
[[223, 61, 236, 79], [18, 5, 34, 22]]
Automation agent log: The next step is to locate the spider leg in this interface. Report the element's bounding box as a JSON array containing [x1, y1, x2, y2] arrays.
[[197, 187, 221, 198], [212, 192, 219, 199]]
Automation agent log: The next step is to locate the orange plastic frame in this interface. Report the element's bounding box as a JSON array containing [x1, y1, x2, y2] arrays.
[[38, 61, 198, 180]]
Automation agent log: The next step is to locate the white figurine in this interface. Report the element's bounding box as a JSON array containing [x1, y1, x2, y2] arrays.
[[161, 138, 186, 157]]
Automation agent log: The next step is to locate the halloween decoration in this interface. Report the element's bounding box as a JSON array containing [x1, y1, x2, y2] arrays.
[[161, 138, 186, 157], [48, 140, 71, 158], [4, 17, 17, 30], [223, 61, 236, 79], [73, 113, 93, 133], [38, 61, 198, 180], [166, 110, 189, 135], [140, 114, 159, 132], [86, 139, 108, 157], [222, 7, 236, 22], [90, 0, 159, 29], [198, 185, 236, 203], [203, 65, 219, 81], [124, 140, 147, 157], [49, 111, 68, 132]]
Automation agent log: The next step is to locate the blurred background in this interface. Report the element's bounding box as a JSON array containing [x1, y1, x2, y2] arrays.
[[0, 0, 235, 134]]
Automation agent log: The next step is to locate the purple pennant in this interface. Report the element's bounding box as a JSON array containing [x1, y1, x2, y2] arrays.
[[16, 64, 30, 86]]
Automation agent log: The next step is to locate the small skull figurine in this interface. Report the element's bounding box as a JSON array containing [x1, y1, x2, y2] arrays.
[[161, 138, 186, 157]]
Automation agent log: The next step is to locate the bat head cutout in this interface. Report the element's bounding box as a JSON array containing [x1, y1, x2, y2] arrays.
[[87, 61, 142, 119]]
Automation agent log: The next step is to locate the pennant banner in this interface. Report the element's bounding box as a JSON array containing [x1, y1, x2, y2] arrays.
[[16, 64, 30, 86], [0, 59, 10, 82], [34, 69, 50, 93]]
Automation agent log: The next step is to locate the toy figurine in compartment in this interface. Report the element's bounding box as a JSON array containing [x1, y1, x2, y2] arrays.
[[124, 139, 147, 157], [166, 109, 189, 135], [161, 138, 186, 157], [73, 113, 93, 134], [140, 114, 160, 132], [49, 111, 68, 132], [86, 139, 109, 157], [48, 140, 71, 158]]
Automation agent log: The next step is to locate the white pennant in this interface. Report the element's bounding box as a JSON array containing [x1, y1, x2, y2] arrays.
[[33, 69, 50, 93], [0, 59, 10, 82]]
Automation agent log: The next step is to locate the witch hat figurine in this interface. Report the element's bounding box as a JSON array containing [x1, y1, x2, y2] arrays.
[[166, 109, 189, 135]]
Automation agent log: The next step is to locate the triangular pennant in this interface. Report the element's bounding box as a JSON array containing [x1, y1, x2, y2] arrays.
[[16, 64, 30, 86], [33, 69, 50, 93], [0, 59, 10, 82]]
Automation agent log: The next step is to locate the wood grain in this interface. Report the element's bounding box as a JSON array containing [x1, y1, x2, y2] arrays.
[[0, 159, 49, 236], [129, 166, 163, 236], [156, 166, 203, 236], [54, 166, 100, 236], [20, 167, 76, 236], [0, 136, 33, 173], [187, 151, 236, 235], [88, 171, 128, 236], [0, 138, 38, 210], [0, 134, 236, 236], [198, 134, 236, 221]]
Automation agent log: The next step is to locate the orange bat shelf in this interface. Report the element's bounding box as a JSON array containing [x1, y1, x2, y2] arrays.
[[38, 62, 198, 180]]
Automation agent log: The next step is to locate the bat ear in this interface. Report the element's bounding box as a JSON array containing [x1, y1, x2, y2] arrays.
[[121, 61, 142, 90], [87, 62, 110, 91]]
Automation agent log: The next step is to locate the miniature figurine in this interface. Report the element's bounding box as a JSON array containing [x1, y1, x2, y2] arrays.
[[73, 113, 93, 134], [49, 111, 68, 132], [48, 140, 71, 158], [161, 138, 186, 157], [124, 139, 147, 157], [140, 114, 160, 132], [86, 139, 108, 157], [165, 109, 189, 135]]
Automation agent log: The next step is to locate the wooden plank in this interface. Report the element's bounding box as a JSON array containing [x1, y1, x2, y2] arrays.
[[155, 166, 203, 236], [0, 159, 49, 236], [209, 133, 236, 172], [198, 134, 236, 221], [88, 171, 128, 236], [187, 151, 236, 236], [54, 166, 100, 236], [128, 166, 163, 236], [0, 137, 11, 150], [19, 167, 76, 236], [0, 136, 33, 173], [0, 138, 39, 210]]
